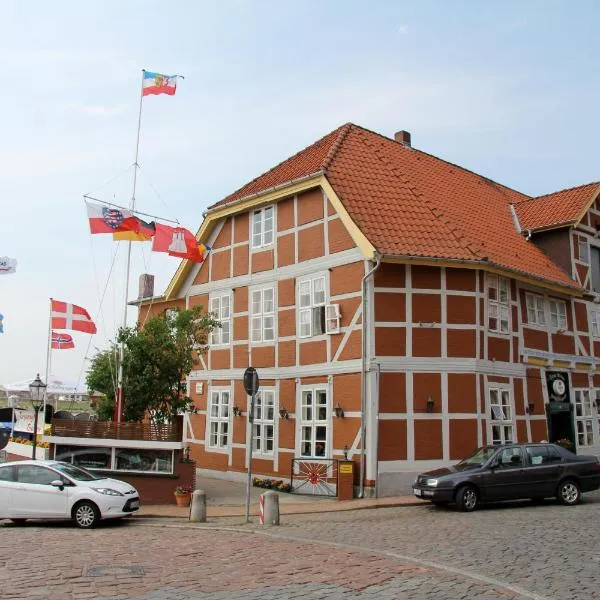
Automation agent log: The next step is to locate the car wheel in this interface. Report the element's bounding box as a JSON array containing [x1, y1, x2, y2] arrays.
[[557, 479, 581, 506], [9, 519, 26, 525], [73, 501, 100, 529], [455, 485, 479, 512]]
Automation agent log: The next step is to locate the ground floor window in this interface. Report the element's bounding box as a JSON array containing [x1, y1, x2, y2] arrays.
[[574, 389, 594, 447], [488, 388, 514, 444], [208, 389, 230, 449], [253, 389, 275, 455], [300, 387, 328, 458], [55, 445, 174, 473]]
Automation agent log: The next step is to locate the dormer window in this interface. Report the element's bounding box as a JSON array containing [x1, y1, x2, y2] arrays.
[[252, 206, 274, 249]]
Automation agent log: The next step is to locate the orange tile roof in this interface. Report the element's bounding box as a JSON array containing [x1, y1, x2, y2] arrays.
[[515, 181, 600, 232], [208, 123, 580, 290]]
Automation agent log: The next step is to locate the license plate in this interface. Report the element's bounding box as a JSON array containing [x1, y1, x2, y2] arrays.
[[422, 490, 433, 497], [414, 489, 422, 497], [130, 500, 140, 509]]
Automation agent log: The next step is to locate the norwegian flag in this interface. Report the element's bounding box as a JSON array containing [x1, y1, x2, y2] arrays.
[[50, 300, 97, 334], [51, 331, 75, 350]]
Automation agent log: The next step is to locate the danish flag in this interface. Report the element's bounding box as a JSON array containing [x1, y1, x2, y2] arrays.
[[51, 331, 75, 349], [50, 300, 97, 334]]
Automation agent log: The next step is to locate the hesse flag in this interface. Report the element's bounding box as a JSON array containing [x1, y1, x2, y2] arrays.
[[86, 200, 142, 235], [142, 71, 177, 96], [152, 223, 207, 262], [51, 331, 74, 350], [51, 300, 97, 334]]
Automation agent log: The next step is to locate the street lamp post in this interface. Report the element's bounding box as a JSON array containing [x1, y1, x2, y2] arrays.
[[29, 374, 46, 460]]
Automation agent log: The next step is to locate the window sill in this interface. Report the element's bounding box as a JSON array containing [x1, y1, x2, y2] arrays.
[[251, 245, 274, 253]]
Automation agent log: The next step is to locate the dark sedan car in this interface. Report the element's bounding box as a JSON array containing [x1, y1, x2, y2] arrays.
[[413, 443, 600, 511]]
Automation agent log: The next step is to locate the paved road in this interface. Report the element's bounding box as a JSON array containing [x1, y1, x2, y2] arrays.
[[1, 492, 599, 599]]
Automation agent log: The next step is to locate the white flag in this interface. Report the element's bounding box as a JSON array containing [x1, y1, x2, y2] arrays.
[[0, 256, 17, 275]]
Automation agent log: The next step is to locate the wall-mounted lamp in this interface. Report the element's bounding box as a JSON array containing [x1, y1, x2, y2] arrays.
[[333, 403, 345, 418], [426, 396, 435, 413], [343, 445, 349, 460], [279, 406, 289, 419], [526, 402, 535, 415], [232, 405, 242, 417]]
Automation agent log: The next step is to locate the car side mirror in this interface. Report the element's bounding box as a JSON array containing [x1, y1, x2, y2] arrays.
[[50, 479, 64, 490]]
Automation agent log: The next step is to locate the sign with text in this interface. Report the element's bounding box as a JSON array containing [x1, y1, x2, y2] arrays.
[[545, 371, 570, 403], [13, 409, 44, 434]]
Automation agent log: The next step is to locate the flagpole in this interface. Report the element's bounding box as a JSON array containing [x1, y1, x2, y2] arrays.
[[43, 298, 53, 434], [116, 70, 146, 424]]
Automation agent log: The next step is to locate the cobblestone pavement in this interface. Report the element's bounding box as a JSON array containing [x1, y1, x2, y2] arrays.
[[1, 492, 599, 599]]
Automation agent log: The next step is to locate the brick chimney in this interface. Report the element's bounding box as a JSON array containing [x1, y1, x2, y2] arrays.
[[138, 273, 155, 299], [394, 130, 411, 147]]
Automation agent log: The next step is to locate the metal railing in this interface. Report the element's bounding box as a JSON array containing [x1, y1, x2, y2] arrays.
[[50, 419, 181, 442]]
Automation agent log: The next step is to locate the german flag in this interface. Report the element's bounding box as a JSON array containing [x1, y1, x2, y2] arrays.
[[113, 217, 155, 242]]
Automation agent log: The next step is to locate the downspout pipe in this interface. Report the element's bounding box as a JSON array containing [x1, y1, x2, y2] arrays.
[[358, 252, 382, 498]]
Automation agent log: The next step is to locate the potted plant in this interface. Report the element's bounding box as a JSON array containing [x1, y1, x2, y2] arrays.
[[174, 485, 193, 507]]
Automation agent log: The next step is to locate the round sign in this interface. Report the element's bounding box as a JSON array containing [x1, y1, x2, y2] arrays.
[[552, 379, 566, 396]]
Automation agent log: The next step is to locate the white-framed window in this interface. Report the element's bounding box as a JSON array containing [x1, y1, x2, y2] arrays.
[[489, 388, 514, 445], [325, 304, 341, 334], [526, 293, 546, 326], [574, 389, 594, 448], [298, 276, 326, 338], [208, 389, 230, 449], [487, 274, 510, 333], [250, 287, 275, 343], [578, 238, 589, 264], [549, 299, 567, 330], [592, 309, 600, 337], [209, 293, 231, 345], [251, 205, 274, 249], [300, 388, 328, 458], [252, 389, 275, 455]]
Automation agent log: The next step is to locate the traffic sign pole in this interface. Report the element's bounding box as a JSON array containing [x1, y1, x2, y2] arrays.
[[244, 368, 259, 523]]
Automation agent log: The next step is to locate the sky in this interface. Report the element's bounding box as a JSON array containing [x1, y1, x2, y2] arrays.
[[1, 0, 600, 387]]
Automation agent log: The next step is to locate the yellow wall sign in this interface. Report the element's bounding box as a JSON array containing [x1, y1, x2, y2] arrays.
[[339, 463, 353, 474]]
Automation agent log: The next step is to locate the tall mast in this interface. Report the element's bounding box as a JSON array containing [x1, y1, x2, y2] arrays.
[[115, 70, 145, 423]]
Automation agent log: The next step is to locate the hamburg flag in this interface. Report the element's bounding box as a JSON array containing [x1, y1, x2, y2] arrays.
[[152, 223, 207, 262], [51, 300, 97, 334], [51, 331, 74, 349]]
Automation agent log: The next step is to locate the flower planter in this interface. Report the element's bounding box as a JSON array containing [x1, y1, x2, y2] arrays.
[[5, 441, 49, 460], [174, 493, 191, 507]]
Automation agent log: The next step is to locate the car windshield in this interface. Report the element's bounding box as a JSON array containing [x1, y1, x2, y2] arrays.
[[52, 462, 101, 481], [456, 447, 497, 467]]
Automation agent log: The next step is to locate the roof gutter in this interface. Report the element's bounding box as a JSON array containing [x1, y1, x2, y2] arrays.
[[205, 171, 324, 215], [359, 251, 382, 499]]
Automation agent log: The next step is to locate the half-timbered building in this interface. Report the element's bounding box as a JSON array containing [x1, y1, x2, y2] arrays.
[[137, 123, 600, 496]]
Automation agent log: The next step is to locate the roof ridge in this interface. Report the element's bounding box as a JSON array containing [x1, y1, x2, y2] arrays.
[[525, 180, 600, 203], [321, 123, 353, 171], [354, 128, 484, 259], [346, 123, 528, 201]]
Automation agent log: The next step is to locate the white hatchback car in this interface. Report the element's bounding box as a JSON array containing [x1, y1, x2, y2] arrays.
[[0, 460, 140, 528]]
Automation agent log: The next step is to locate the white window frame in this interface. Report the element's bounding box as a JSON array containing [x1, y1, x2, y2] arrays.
[[549, 299, 568, 331], [574, 389, 594, 448], [488, 387, 515, 445], [526, 293, 546, 326], [325, 304, 341, 334], [298, 387, 329, 458], [251, 205, 275, 249], [487, 274, 510, 334], [250, 286, 275, 344], [209, 292, 231, 346], [207, 388, 231, 450], [578, 238, 589, 264], [252, 389, 275, 456], [591, 308, 600, 338], [297, 275, 327, 338]]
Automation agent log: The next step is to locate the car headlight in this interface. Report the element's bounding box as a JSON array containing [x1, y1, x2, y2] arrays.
[[424, 478, 439, 487], [92, 487, 124, 496]]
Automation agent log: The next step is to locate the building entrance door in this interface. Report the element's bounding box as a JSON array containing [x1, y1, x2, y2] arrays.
[[546, 402, 575, 452]]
